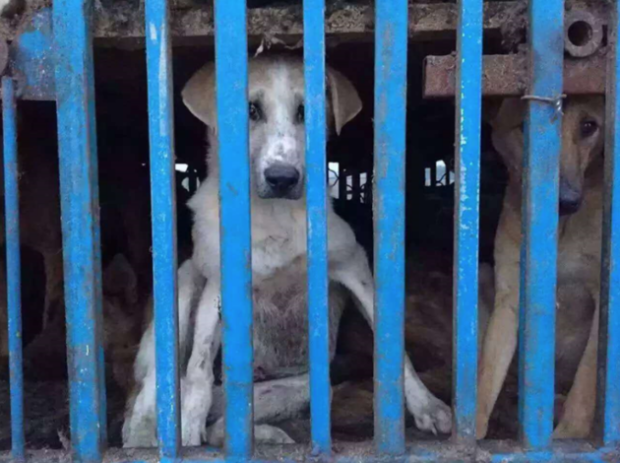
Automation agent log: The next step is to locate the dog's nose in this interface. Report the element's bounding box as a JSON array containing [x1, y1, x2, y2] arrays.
[[559, 180, 582, 215], [265, 164, 300, 192]]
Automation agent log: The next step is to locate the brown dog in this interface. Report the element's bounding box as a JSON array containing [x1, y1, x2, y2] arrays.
[[476, 96, 605, 439]]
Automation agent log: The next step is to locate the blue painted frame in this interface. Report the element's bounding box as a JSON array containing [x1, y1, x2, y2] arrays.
[[145, 0, 180, 456], [2, 76, 25, 461], [1, 0, 619, 461]]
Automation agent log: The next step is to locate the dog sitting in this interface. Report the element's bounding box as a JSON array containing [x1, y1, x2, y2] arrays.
[[122, 55, 452, 447], [476, 96, 605, 439]]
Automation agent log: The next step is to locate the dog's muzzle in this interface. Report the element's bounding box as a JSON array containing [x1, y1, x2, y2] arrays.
[[264, 164, 301, 198], [558, 180, 582, 216]]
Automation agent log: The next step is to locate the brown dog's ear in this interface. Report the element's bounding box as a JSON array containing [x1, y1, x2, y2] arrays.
[[103, 254, 138, 306], [327, 67, 362, 135], [487, 97, 526, 131], [182, 63, 217, 129]]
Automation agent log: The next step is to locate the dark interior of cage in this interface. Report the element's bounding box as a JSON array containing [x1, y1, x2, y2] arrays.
[[0, 35, 522, 450]]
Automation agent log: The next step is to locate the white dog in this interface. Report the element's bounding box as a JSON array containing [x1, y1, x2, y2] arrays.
[[122, 55, 452, 447]]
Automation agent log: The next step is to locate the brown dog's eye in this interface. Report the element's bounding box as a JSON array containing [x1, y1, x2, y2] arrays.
[[249, 102, 262, 122], [580, 119, 598, 138], [296, 104, 304, 123]]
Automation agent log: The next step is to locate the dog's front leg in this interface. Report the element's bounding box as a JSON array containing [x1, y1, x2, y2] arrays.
[[123, 260, 204, 448], [330, 245, 452, 435], [181, 277, 221, 446], [553, 293, 599, 439], [476, 278, 519, 439]]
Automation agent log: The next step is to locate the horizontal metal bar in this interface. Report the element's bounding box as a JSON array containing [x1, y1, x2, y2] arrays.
[[53, 0, 107, 457], [2, 441, 618, 463], [423, 55, 605, 99], [453, 0, 482, 443], [600, 0, 620, 447], [145, 0, 180, 454], [303, 0, 331, 454], [91, 1, 526, 44], [2, 76, 25, 461], [213, 0, 253, 456], [518, 0, 563, 450], [373, 0, 407, 455]]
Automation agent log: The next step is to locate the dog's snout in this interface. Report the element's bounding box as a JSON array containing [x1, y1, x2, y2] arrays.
[[559, 179, 583, 215], [265, 164, 300, 193]]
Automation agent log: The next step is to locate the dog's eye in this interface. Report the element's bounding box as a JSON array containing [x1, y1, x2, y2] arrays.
[[580, 119, 599, 138], [249, 102, 262, 122], [296, 104, 304, 123]]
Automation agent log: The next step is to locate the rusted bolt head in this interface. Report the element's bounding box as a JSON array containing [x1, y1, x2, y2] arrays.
[[0, 40, 8, 77], [564, 10, 603, 58]]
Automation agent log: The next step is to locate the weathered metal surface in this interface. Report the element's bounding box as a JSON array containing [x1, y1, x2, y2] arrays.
[[453, 0, 482, 444], [600, 0, 620, 447], [145, 0, 180, 454], [564, 10, 603, 58], [303, 0, 330, 455], [373, 0, 407, 455], [518, 0, 563, 451], [10, 8, 54, 100], [89, 1, 523, 45], [423, 54, 606, 98], [2, 76, 24, 461], [214, 0, 253, 457], [53, 0, 107, 458]]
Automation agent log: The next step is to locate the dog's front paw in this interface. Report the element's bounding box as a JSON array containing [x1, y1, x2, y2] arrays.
[[122, 415, 158, 448], [181, 376, 213, 446], [408, 394, 452, 435], [254, 425, 295, 444]]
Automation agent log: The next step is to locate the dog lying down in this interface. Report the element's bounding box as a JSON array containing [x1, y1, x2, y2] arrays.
[[122, 55, 452, 447]]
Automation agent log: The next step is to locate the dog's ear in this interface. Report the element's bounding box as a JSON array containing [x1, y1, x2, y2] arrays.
[[327, 67, 362, 135], [182, 63, 217, 129], [487, 98, 526, 131]]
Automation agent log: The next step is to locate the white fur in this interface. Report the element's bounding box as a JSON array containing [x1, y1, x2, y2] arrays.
[[123, 56, 451, 448]]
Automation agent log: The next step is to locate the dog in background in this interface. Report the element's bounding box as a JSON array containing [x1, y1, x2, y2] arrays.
[[476, 96, 604, 439], [123, 54, 452, 447]]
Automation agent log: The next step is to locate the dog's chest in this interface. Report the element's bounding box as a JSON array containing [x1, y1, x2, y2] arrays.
[[250, 257, 346, 381]]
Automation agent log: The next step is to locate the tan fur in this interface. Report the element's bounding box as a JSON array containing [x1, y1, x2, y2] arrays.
[[477, 96, 605, 439]]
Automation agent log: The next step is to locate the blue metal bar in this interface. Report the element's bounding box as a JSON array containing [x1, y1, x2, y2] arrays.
[[2, 77, 25, 460], [303, 0, 330, 455], [518, 0, 563, 450], [145, 0, 180, 455], [601, 0, 620, 447], [373, 0, 408, 454], [53, 0, 106, 458], [213, 0, 253, 457], [452, 0, 482, 443]]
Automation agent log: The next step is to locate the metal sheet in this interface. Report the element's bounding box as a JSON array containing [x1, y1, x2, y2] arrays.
[[373, 0, 407, 454], [213, 0, 253, 457], [53, 0, 107, 458], [423, 54, 606, 99], [518, 0, 563, 450], [303, 0, 330, 454], [145, 0, 180, 455], [453, 0, 482, 443], [600, 0, 620, 447], [2, 76, 24, 460]]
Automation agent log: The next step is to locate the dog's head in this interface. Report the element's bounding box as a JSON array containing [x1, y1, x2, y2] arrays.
[[487, 95, 605, 215], [182, 55, 362, 200]]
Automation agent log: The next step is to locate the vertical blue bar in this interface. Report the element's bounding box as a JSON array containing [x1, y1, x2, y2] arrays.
[[2, 77, 25, 460], [214, 0, 253, 457], [373, 0, 408, 455], [518, 0, 563, 450], [53, 0, 106, 458], [601, 0, 620, 447], [303, 0, 330, 454], [453, 0, 482, 443], [145, 0, 180, 455]]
